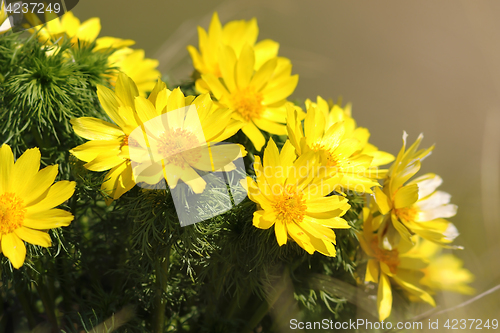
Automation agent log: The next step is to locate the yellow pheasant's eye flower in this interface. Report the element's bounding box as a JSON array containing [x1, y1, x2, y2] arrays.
[[128, 84, 245, 195], [242, 138, 351, 257], [0, 144, 75, 269], [24, 11, 160, 96], [107, 48, 160, 97], [408, 239, 475, 295], [287, 103, 380, 194], [200, 44, 299, 151], [357, 208, 435, 321], [305, 96, 395, 172], [373, 132, 458, 248], [70, 73, 142, 204], [188, 12, 280, 79]]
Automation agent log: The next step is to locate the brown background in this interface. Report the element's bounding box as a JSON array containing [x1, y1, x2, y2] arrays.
[[73, 0, 500, 329]]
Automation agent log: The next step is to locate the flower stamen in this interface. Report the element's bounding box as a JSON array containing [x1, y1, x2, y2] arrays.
[[230, 87, 264, 121], [0, 193, 26, 235]]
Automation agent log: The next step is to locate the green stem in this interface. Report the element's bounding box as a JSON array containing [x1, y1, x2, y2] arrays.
[[152, 246, 171, 333], [242, 266, 290, 333], [13, 275, 37, 329], [226, 285, 253, 320], [34, 274, 59, 332]]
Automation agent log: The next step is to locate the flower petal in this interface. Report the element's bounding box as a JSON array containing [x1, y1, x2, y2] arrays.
[[26, 181, 76, 214], [1, 233, 26, 269], [71, 117, 124, 141], [15, 227, 51, 247], [0, 144, 14, 193], [23, 209, 74, 229]]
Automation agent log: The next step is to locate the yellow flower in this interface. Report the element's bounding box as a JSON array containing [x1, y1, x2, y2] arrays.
[[358, 208, 435, 321], [25, 11, 159, 96], [128, 80, 244, 193], [25, 11, 133, 48], [373, 133, 458, 248], [305, 96, 395, 170], [287, 103, 380, 194], [0, 144, 75, 269], [0, 1, 13, 35], [188, 12, 279, 80], [70, 73, 141, 204], [412, 240, 475, 295], [243, 139, 351, 257], [200, 43, 299, 151], [108, 48, 160, 97]]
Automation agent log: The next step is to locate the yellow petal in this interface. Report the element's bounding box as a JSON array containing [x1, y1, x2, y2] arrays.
[[23, 209, 74, 230], [254, 39, 279, 69], [200, 74, 229, 100], [263, 138, 282, 187], [0, 144, 14, 193], [394, 184, 419, 209], [262, 75, 298, 105], [70, 139, 122, 163], [23, 165, 59, 206], [218, 46, 237, 92], [26, 181, 76, 214], [11, 148, 41, 199], [286, 222, 315, 254], [253, 117, 286, 135], [253, 210, 276, 229], [96, 84, 126, 128], [15, 228, 51, 247], [241, 122, 265, 151], [71, 117, 124, 140], [366, 259, 380, 283], [373, 187, 391, 215], [75, 17, 100, 42], [303, 215, 350, 229], [279, 140, 296, 175], [1, 233, 26, 269], [84, 153, 125, 172], [377, 273, 392, 321], [236, 44, 255, 89], [115, 72, 140, 110], [249, 58, 277, 92], [179, 166, 206, 194], [275, 220, 287, 245], [101, 161, 134, 204]]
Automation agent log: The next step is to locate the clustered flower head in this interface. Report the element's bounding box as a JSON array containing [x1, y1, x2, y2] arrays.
[[0, 9, 474, 326]]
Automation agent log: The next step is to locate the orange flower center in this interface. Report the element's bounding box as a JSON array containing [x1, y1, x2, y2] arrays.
[[395, 206, 418, 221], [121, 135, 129, 148], [230, 87, 264, 121], [0, 192, 26, 235], [157, 128, 202, 169], [371, 239, 400, 274], [273, 186, 307, 224], [311, 144, 339, 168]]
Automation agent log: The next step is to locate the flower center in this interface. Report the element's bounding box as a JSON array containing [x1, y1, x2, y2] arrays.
[[0, 193, 26, 235], [120, 135, 129, 148], [230, 87, 264, 121], [371, 239, 400, 274], [157, 128, 202, 168], [394, 206, 418, 222], [273, 186, 307, 224], [311, 144, 339, 168]]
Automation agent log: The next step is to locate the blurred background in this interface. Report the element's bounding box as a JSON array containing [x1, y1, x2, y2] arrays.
[[72, 0, 500, 330]]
